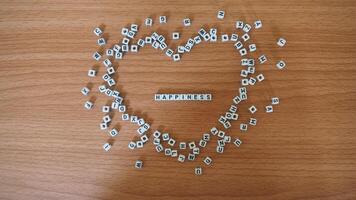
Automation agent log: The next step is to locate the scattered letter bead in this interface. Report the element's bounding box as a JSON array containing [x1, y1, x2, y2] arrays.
[[103, 143, 111, 151], [277, 38, 287, 47], [276, 60, 286, 69], [203, 157, 213, 165], [183, 18, 191, 26], [195, 167, 202, 175], [217, 10, 225, 19], [94, 27, 103, 36], [135, 160, 143, 169]]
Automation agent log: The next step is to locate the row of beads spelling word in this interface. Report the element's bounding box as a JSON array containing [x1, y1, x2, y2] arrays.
[[154, 93, 212, 101]]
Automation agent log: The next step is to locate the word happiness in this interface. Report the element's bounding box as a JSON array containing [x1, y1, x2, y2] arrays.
[[154, 93, 212, 101]]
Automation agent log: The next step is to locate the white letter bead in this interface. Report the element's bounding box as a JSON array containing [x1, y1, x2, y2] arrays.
[[102, 115, 111, 123], [88, 69, 96, 77], [102, 106, 110, 113], [203, 157, 213, 165], [210, 34, 217, 42], [221, 34, 229, 42], [256, 74, 265, 82], [178, 46, 185, 53], [249, 118, 257, 126], [239, 48, 247, 56], [216, 146, 224, 153], [103, 143, 111, 151], [122, 113, 129, 121], [137, 39, 145, 47], [153, 138, 160, 145], [231, 33, 238, 41], [141, 135, 148, 143], [162, 133, 170, 141], [183, 18, 191, 26], [103, 59, 112, 67], [127, 31, 135, 39], [254, 20, 262, 29], [193, 147, 200, 155], [107, 67, 115, 75], [131, 24, 138, 32], [106, 49, 114, 57], [107, 79, 116, 87], [203, 133, 210, 141], [171, 150, 178, 157], [94, 27, 103, 36], [249, 105, 257, 114], [210, 127, 219, 135], [189, 142, 196, 149], [168, 138, 176, 146], [145, 18, 153, 26], [276, 60, 286, 69], [277, 38, 287, 47], [249, 44, 256, 52], [135, 160, 143, 169], [232, 113, 238, 120], [159, 16, 167, 23], [178, 154, 185, 162], [234, 138, 242, 147], [234, 41, 243, 50], [92, 52, 101, 61], [229, 105, 238, 113], [217, 10, 225, 19], [241, 78, 249, 86], [81, 87, 90, 96], [97, 38, 106, 46], [199, 140, 207, 147], [258, 55, 267, 64], [243, 24, 252, 32], [109, 128, 119, 137], [203, 33, 211, 41], [236, 21, 244, 29], [145, 36, 152, 44], [240, 123, 248, 131], [100, 122, 108, 130], [156, 144, 164, 152], [188, 153, 196, 161], [242, 33, 250, 42], [121, 27, 129, 36], [198, 28, 207, 37], [131, 45, 138, 52], [179, 142, 186, 149], [195, 167, 202, 175], [272, 97, 280, 105], [98, 85, 106, 93], [173, 54, 181, 62], [164, 148, 172, 156], [233, 96, 241, 104], [153, 130, 161, 138], [165, 49, 174, 57], [136, 141, 144, 148], [128, 141, 136, 149], [137, 118, 145, 126], [84, 101, 94, 110], [194, 36, 202, 44], [115, 52, 123, 60], [224, 136, 231, 143], [266, 105, 274, 113], [118, 105, 126, 112], [218, 130, 225, 138]]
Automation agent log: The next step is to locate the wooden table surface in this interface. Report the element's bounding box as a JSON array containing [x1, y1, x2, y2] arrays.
[[1, 0, 356, 199]]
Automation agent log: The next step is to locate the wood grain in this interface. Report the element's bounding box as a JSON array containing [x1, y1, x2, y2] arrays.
[[0, 0, 356, 199]]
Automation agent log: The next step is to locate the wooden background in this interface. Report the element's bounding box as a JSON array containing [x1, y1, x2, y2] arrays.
[[0, 0, 355, 199]]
